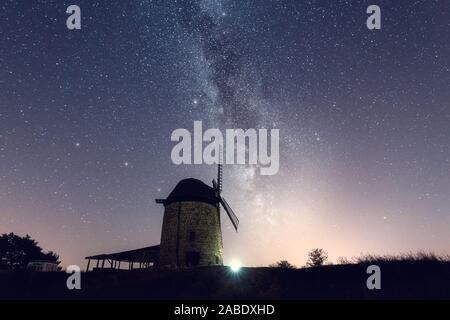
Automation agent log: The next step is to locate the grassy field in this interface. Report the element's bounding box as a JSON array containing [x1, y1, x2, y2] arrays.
[[1, 260, 449, 300]]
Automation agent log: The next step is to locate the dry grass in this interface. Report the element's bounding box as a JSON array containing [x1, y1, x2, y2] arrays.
[[353, 252, 450, 264]]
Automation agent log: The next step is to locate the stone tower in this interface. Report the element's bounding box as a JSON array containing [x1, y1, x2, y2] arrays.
[[156, 178, 223, 269]]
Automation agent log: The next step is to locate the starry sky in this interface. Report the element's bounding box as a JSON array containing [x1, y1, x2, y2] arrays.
[[1, 0, 449, 268]]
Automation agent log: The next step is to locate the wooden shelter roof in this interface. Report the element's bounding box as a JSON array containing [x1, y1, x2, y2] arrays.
[[85, 245, 160, 263]]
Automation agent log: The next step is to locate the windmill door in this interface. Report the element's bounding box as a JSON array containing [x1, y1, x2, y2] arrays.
[[185, 251, 200, 267]]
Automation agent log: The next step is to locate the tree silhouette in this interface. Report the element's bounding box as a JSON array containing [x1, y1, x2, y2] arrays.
[[269, 260, 296, 269], [0, 233, 60, 270], [336, 256, 350, 265], [306, 248, 328, 267]]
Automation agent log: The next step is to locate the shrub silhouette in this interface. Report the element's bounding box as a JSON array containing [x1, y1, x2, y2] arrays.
[[355, 252, 450, 264], [337, 256, 350, 265], [306, 248, 328, 267], [269, 260, 296, 269], [0, 233, 60, 270]]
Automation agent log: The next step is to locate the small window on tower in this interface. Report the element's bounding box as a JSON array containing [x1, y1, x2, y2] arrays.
[[189, 231, 196, 241]]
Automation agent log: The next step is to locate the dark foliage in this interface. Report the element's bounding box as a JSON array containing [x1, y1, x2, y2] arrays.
[[0, 233, 60, 270], [306, 248, 328, 267], [269, 260, 296, 269], [354, 252, 450, 264]]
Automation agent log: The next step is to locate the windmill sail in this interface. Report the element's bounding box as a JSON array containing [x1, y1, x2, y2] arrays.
[[217, 162, 223, 194], [217, 145, 223, 194], [215, 147, 238, 232], [212, 179, 218, 194], [219, 196, 239, 231], [213, 179, 224, 247]]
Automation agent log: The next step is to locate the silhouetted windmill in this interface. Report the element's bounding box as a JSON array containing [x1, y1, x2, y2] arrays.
[[156, 152, 239, 268]]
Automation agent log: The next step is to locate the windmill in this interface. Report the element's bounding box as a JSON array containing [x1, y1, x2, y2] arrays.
[[156, 152, 239, 268]]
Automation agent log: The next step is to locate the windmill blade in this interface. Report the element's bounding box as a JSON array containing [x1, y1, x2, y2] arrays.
[[217, 163, 223, 194], [219, 196, 239, 231]]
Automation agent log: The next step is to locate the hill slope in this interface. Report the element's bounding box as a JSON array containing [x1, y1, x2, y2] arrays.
[[1, 261, 449, 299]]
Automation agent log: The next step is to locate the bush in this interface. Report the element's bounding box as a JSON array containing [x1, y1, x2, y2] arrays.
[[269, 260, 296, 269], [337, 256, 350, 265], [306, 248, 328, 267]]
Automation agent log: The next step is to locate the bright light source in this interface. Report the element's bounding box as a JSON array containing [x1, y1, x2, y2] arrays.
[[229, 259, 242, 273]]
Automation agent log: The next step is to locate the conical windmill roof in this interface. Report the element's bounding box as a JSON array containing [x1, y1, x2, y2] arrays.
[[164, 178, 217, 206]]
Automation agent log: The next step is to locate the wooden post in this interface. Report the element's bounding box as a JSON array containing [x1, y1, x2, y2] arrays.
[[101, 259, 105, 269], [86, 259, 91, 272], [118, 261, 121, 270], [96, 259, 100, 269]]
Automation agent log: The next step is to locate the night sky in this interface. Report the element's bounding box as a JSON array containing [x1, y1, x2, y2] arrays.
[[1, 0, 449, 268]]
